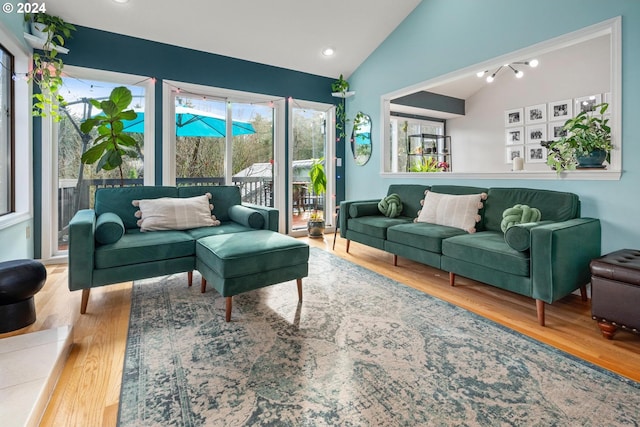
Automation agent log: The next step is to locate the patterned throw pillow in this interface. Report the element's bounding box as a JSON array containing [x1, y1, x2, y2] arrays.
[[415, 191, 487, 233], [132, 193, 221, 232]]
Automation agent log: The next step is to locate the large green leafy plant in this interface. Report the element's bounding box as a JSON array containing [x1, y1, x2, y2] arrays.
[[542, 102, 611, 173], [25, 13, 76, 121], [308, 158, 327, 221], [331, 74, 349, 139], [80, 86, 139, 186]]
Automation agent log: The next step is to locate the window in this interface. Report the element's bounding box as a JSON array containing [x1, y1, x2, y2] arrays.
[[0, 44, 13, 216], [389, 115, 444, 173]]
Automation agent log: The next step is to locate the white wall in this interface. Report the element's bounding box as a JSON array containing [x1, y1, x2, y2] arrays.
[[448, 35, 610, 172]]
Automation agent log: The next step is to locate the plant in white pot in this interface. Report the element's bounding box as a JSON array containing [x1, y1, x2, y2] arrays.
[[542, 102, 611, 173], [307, 158, 327, 238], [24, 12, 76, 122]]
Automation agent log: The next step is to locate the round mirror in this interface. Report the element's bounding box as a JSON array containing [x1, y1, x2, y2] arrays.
[[351, 112, 372, 166]]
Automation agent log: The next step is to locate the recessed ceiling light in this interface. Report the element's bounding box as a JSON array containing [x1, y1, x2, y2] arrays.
[[113, 0, 130, 3], [322, 48, 335, 57]]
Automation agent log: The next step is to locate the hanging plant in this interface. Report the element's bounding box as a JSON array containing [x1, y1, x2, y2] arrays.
[[331, 74, 350, 140], [25, 13, 76, 122]]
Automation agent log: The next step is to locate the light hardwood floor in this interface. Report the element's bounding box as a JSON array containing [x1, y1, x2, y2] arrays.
[[2, 235, 639, 426]]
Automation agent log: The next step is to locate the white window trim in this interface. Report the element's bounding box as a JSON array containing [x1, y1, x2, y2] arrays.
[[0, 25, 32, 231], [380, 16, 622, 181], [162, 80, 286, 231], [41, 66, 155, 262]]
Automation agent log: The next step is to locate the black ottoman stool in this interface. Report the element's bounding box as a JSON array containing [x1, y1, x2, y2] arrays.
[[0, 259, 47, 333], [590, 249, 640, 340]]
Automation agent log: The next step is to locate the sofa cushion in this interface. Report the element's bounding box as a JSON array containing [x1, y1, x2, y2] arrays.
[[95, 186, 178, 230], [95, 212, 125, 245], [133, 194, 221, 231], [500, 204, 542, 232], [483, 188, 580, 232], [228, 205, 264, 229], [348, 216, 412, 240], [349, 202, 381, 218], [442, 232, 530, 277], [416, 191, 486, 233], [95, 229, 195, 269], [387, 184, 430, 219], [183, 222, 254, 240], [387, 222, 468, 253], [178, 185, 241, 222]]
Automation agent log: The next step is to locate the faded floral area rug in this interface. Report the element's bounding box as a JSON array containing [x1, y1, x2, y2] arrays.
[[118, 248, 640, 426]]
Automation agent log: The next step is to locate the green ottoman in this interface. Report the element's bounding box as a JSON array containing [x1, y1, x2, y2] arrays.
[[195, 230, 309, 321]]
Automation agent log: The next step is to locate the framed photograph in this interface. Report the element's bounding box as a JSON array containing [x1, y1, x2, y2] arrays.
[[525, 104, 546, 124], [505, 145, 524, 163], [526, 125, 547, 145], [505, 127, 523, 145], [526, 146, 547, 163], [575, 94, 602, 114], [505, 108, 523, 127], [548, 99, 572, 121], [548, 121, 568, 141]]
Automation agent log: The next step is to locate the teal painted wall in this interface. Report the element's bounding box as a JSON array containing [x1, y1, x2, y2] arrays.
[[346, 0, 640, 254], [0, 1, 33, 262]]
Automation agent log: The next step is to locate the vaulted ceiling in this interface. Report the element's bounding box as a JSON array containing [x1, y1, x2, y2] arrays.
[[47, 0, 422, 78]]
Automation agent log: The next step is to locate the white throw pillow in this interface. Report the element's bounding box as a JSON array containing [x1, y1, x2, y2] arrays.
[[132, 193, 221, 232], [415, 191, 487, 233]]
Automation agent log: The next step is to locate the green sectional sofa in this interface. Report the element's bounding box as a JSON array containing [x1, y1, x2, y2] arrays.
[[340, 184, 601, 325], [68, 185, 308, 319]]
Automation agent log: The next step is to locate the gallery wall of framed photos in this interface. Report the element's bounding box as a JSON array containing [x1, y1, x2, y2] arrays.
[[504, 92, 611, 169]]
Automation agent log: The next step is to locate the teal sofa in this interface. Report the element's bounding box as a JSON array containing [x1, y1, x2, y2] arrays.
[[340, 184, 601, 325], [68, 185, 281, 314]]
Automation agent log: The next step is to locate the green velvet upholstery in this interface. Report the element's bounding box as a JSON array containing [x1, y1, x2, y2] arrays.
[[196, 230, 309, 282], [95, 212, 125, 245], [228, 205, 265, 229], [387, 184, 430, 219], [96, 186, 177, 230], [339, 184, 601, 324], [483, 187, 579, 232], [349, 202, 381, 218], [504, 220, 554, 252], [94, 229, 195, 269], [68, 186, 285, 313]]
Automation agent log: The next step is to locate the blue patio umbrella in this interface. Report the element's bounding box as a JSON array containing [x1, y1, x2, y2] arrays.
[[120, 106, 255, 137]]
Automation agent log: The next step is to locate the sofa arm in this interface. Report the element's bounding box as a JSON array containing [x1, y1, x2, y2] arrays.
[[339, 199, 381, 238], [530, 218, 601, 303], [242, 203, 279, 231], [68, 209, 96, 291]]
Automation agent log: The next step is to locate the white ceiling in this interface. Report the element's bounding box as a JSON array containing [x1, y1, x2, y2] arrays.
[[47, 0, 422, 79]]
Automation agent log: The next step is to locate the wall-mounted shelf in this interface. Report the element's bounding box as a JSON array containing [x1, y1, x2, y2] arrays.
[[23, 33, 69, 54], [331, 91, 355, 98]]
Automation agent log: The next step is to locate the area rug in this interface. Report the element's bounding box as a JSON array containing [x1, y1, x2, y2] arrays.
[[118, 248, 640, 426]]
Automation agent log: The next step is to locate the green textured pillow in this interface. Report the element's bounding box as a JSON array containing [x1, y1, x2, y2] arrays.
[[504, 220, 554, 251], [349, 202, 380, 218], [500, 204, 542, 232], [378, 193, 403, 218], [228, 205, 265, 229], [95, 212, 125, 245]]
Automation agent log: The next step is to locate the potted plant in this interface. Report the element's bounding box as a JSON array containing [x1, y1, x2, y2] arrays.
[[24, 13, 76, 122], [331, 74, 354, 140], [307, 158, 327, 238], [542, 102, 611, 173], [80, 86, 140, 186]]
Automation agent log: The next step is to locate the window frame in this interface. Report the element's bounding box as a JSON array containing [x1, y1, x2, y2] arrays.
[[0, 42, 15, 217]]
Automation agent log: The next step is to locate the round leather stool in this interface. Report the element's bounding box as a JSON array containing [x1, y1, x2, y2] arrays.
[[0, 259, 47, 333]]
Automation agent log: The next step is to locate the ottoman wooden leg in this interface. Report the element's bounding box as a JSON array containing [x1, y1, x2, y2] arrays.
[[297, 278, 303, 302], [225, 297, 232, 322], [201, 277, 207, 293], [598, 321, 617, 340]]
